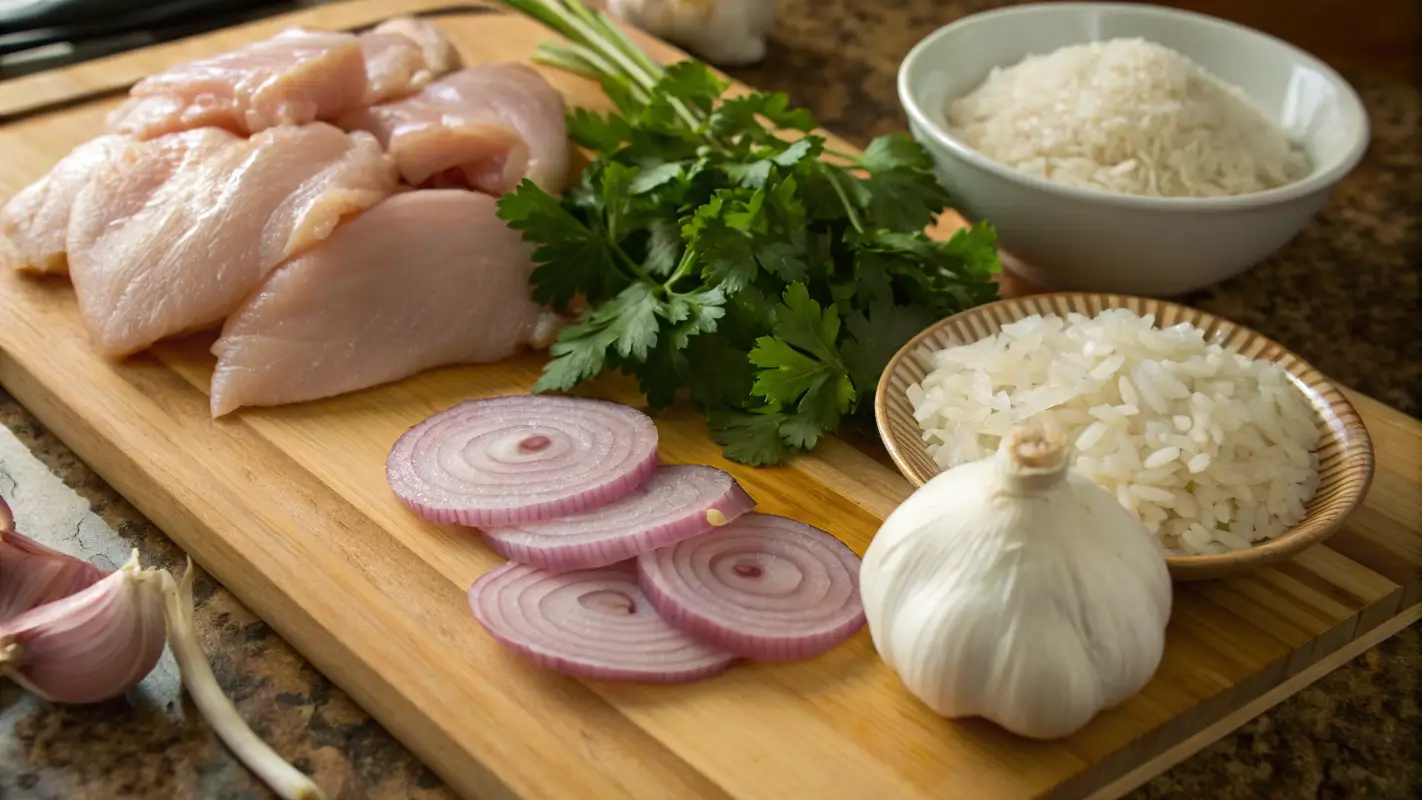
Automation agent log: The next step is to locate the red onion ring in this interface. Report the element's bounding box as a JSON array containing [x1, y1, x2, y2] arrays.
[[387, 395, 659, 527], [637, 513, 865, 661], [468, 561, 738, 683], [482, 465, 757, 572]]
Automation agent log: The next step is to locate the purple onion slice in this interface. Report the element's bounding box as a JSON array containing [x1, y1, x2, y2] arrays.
[[637, 513, 866, 661], [386, 395, 659, 527], [482, 465, 757, 572], [468, 561, 738, 683]]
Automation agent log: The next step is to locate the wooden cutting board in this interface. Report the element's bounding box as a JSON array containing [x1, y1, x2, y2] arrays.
[[1, 2, 1418, 798]]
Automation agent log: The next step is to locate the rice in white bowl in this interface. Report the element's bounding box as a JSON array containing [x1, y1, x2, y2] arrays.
[[906, 309, 1323, 555]]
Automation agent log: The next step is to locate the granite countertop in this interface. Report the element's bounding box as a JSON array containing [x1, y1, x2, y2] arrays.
[[1, 1, 1419, 798]]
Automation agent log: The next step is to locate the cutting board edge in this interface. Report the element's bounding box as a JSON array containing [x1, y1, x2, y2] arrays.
[[1081, 600, 1421, 800]]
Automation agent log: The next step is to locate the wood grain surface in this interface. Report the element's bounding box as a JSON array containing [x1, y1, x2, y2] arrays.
[[0, 2, 1418, 799]]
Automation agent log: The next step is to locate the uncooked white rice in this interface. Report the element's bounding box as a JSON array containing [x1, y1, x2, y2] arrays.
[[906, 309, 1323, 555], [945, 37, 1310, 198]]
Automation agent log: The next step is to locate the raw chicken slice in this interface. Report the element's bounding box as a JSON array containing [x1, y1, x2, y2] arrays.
[[371, 16, 462, 76], [1, 135, 129, 275], [359, 33, 435, 105], [209, 189, 564, 417], [67, 124, 398, 358], [358, 18, 461, 104], [104, 28, 368, 140], [338, 64, 569, 194]]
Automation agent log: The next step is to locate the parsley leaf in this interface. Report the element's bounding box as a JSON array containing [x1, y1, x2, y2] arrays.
[[492, 10, 1003, 466], [859, 133, 935, 173], [685, 195, 758, 292], [841, 301, 939, 396], [707, 409, 791, 467], [858, 170, 953, 232], [744, 284, 856, 453], [566, 107, 630, 151], [708, 92, 817, 140], [643, 217, 683, 276], [773, 282, 843, 366], [497, 180, 625, 307]]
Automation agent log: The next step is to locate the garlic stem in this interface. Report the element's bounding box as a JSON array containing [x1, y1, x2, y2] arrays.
[[999, 424, 1070, 494], [161, 561, 327, 800]]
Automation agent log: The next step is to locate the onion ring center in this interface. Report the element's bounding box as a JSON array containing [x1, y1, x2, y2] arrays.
[[577, 589, 638, 616], [479, 427, 571, 464], [711, 553, 803, 596], [519, 435, 552, 453]]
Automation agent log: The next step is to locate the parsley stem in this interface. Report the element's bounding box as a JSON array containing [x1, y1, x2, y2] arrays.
[[820, 164, 865, 234], [662, 246, 698, 291], [610, 240, 653, 283], [535, 43, 650, 106], [509, 0, 703, 130]]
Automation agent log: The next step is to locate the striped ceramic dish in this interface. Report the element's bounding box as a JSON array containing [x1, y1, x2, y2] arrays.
[[873, 292, 1375, 582]]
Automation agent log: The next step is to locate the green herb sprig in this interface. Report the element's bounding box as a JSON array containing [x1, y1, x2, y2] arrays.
[[498, 0, 1001, 466]]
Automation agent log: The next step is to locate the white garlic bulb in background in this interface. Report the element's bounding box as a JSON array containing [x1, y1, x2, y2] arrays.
[[860, 424, 1173, 740], [607, 0, 780, 66]]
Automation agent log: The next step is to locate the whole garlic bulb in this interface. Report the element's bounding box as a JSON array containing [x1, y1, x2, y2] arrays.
[[607, 0, 779, 66], [861, 425, 1173, 740]]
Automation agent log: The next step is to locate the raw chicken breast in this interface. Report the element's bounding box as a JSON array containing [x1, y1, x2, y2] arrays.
[[209, 190, 564, 417], [358, 18, 461, 104], [338, 64, 568, 194], [1, 135, 128, 275], [105, 28, 368, 140], [359, 33, 435, 104], [371, 17, 462, 75], [67, 124, 398, 357]]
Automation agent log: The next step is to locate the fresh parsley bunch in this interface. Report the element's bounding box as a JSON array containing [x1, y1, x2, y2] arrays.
[[498, 0, 1002, 466]]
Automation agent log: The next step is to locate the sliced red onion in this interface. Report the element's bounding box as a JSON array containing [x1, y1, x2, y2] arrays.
[[637, 513, 865, 661], [468, 561, 737, 683], [387, 395, 659, 527], [482, 465, 757, 572]]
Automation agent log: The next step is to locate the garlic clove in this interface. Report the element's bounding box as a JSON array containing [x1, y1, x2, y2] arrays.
[[1, 493, 12, 531], [1, 528, 110, 623], [0, 549, 166, 704]]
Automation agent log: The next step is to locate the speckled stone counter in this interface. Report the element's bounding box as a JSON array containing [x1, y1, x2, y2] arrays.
[[1, 2, 1419, 798]]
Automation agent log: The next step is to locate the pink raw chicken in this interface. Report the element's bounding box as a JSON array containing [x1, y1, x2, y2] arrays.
[[359, 17, 462, 104], [66, 124, 398, 358], [104, 28, 368, 140], [1, 135, 129, 275], [370, 17, 461, 74], [338, 63, 569, 194], [209, 189, 564, 417]]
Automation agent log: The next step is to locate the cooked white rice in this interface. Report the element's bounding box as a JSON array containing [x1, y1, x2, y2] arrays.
[[906, 309, 1323, 555], [945, 37, 1310, 198]]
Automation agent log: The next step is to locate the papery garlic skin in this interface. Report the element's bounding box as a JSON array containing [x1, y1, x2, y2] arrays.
[[607, 0, 779, 66], [0, 550, 166, 704], [861, 427, 1173, 740]]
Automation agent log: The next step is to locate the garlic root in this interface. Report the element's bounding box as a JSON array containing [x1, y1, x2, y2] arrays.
[[161, 560, 327, 800], [1003, 424, 1066, 470]]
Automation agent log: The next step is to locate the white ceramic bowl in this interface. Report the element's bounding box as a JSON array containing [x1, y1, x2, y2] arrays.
[[898, 2, 1370, 296]]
